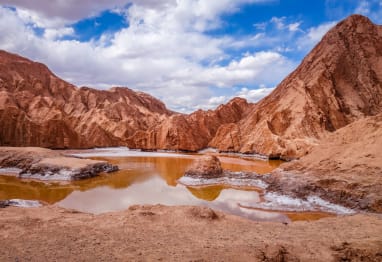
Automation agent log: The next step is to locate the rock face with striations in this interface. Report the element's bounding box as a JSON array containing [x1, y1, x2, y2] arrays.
[[266, 113, 382, 212], [0, 50, 173, 148], [210, 14, 382, 159], [0, 50, 252, 150], [128, 97, 253, 151]]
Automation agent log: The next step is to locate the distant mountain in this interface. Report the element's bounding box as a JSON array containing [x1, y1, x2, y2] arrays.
[[1, 15, 381, 159], [128, 97, 253, 151], [210, 14, 382, 159], [0, 50, 251, 149], [0, 50, 173, 148]]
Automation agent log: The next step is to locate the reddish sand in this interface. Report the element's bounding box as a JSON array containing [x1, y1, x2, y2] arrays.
[[0, 205, 381, 261]]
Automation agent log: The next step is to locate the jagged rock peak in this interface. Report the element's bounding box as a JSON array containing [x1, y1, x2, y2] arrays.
[[209, 14, 382, 159]]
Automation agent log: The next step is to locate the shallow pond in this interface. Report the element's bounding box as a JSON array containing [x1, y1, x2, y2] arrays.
[[0, 148, 334, 222]]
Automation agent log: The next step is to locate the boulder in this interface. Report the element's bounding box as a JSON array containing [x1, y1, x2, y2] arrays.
[[184, 155, 223, 178]]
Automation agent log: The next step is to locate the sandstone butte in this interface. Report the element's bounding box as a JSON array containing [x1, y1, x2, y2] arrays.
[[0, 14, 381, 160]]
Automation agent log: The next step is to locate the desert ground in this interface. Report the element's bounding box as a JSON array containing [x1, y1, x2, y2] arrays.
[[1, 205, 382, 261]]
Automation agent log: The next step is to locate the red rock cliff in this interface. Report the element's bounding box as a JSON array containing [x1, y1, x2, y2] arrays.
[[0, 50, 173, 148], [0, 51, 252, 150], [209, 14, 382, 159]]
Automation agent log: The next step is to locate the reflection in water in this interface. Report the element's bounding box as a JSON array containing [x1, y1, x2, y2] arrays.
[[0, 149, 331, 222], [0, 176, 74, 204], [187, 186, 224, 201]]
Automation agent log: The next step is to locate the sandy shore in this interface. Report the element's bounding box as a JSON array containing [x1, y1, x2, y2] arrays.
[[0, 205, 381, 261]]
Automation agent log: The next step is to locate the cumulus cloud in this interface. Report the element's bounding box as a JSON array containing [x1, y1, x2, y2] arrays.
[[270, 16, 286, 30], [270, 16, 302, 32], [0, 0, 130, 26], [201, 86, 275, 110], [297, 21, 336, 51], [236, 86, 274, 102], [0, 0, 293, 113], [288, 22, 302, 32], [44, 27, 74, 40]]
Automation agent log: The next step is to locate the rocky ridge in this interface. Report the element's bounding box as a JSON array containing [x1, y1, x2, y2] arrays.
[[0, 50, 174, 148], [0, 15, 381, 160], [0, 50, 252, 151], [210, 14, 382, 159]]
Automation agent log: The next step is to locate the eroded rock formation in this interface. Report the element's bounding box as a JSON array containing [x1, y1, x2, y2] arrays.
[[210, 14, 382, 159], [1, 15, 382, 159], [0, 50, 252, 150], [264, 113, 382, 212], [184, 155, 223, 178], [0, 50, 174, 148], [129, 97, 253, 151], [0, 147, 118, 180]]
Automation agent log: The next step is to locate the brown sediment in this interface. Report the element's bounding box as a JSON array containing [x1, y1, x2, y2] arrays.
[[0, 205, 381, 261]]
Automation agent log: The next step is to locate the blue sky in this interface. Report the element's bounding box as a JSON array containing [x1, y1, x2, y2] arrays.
[[0, 0, 381, 112]]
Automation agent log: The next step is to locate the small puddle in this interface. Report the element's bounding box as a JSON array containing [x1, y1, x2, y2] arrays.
[[0, 148, 335, 222]]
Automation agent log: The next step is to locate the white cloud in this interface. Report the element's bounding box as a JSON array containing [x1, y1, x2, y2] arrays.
[[271, 16, 286, 29], [270, 16, 302, 32], [44, 27, 74, 40], [0, 1, 294, 113], [202, 85, 275, 110], [0, 0, 130, 26], [236, 86, 274, 103], [206, 96, 228, 109], [288, 22, 302, 32], [197, 51, 295, 88], [297, 21, 336, 51]]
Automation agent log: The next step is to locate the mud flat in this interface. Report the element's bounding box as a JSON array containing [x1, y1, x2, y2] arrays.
[[0, 147, 118, 181], [0, 205, 381, 261]]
